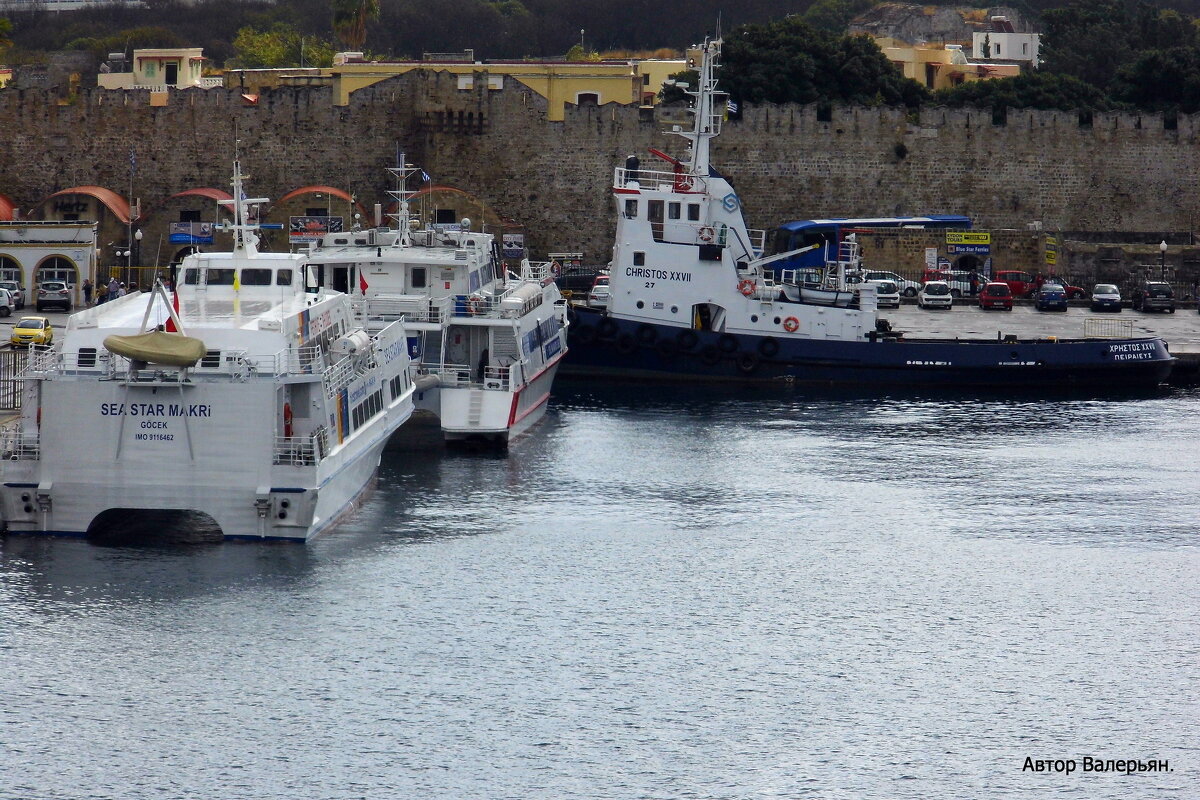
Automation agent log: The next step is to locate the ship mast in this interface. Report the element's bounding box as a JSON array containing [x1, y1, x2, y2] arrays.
[[668, 37, 725, 177], [387, 152, 422, 247], [217, 146, 269, 256]]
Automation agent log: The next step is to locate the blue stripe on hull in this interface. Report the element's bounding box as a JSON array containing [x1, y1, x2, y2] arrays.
[[564, 310, 1174, 387]]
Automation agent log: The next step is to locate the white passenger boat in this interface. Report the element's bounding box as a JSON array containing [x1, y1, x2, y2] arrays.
[[304, 158, 567, 445], [0, 161, 416, 541]]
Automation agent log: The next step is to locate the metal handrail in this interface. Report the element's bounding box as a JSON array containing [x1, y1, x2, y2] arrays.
[[272, 427, 329, 466], [0, 424, 40, 461]]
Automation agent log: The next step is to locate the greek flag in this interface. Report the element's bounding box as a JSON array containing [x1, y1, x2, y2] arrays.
[[726, 99, 739, 115], [421, 170, 431, 183]]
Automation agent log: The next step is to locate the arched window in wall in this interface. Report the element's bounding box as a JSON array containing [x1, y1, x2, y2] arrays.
[[0, 255, 22, 285], [36, 256, 79, 287]]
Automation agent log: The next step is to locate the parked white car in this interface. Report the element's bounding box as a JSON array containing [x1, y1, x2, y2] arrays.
[[587, 274, 611, 308], [918, 280, 953, 309], [859, 269, 921, 297], [864, 279, 901, 308], [0, 288, 13, 317], [0, 281, 25, 309]]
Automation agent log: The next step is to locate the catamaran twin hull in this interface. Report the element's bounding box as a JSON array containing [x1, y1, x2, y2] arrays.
[[564, 308, 1174, 387], [0, 378, 412, 542]]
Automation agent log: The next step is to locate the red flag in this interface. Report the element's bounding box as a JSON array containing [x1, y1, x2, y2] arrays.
[[359, 272, 369, 295], [166, 288, 180, 332]]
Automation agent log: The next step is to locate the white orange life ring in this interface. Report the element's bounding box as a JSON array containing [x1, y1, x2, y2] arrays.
[[783, 316, 800, 333], [698, 226, 715, 243], [283, 402, 294, 438], [738, 279, 755, 297]]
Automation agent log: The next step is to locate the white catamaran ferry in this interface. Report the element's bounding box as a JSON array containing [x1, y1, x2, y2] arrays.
[[304, 158, 568, 445], [0, 161, 416, 541]]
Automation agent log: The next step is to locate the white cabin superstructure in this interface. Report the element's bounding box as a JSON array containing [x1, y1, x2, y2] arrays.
[[304, 159, 567, 444], [0, 161, 416, 541]]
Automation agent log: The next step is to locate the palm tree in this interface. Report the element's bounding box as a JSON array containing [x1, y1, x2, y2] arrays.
[[331, 0, 379, 52]]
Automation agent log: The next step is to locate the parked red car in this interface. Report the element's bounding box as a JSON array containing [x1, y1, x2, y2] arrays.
[[992, 270, 1038, 298], [978, 281, 1013, 310]]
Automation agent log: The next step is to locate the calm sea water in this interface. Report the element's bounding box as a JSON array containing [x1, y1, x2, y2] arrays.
[[2, 381, 1197, 800]]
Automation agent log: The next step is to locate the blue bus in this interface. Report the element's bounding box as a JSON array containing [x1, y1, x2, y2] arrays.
[[771, 215, 973, 269]]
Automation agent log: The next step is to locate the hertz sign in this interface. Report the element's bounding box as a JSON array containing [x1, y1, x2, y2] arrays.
[[945, 231, 991, 245]]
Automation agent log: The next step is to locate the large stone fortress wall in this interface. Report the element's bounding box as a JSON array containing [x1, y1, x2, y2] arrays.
[[1, 72, 1198, 263]]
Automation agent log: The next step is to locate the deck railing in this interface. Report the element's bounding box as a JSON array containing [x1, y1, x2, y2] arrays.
[[1084, 318, 1136, 339], [428, 361, 520, 391], [0, 425, 39, 461], [272, 426, 329, 466]]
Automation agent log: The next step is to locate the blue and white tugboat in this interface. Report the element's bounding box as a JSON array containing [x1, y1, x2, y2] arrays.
[[304, 157, 568, 445], [565, 38, 1174, 387], [0, 159, 417, 541]]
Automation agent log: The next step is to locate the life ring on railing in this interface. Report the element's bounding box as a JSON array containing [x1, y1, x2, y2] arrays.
[[783, 316, 800, 333], [467, 294, 485, 315], [698, 226, 715, 243], [283, 402, 294, 438], [738, 279, 755, 297], [550, 260, 562, 278]]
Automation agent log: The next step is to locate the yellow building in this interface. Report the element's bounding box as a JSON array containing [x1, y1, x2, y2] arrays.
[[876, 38, 1019, 90], [97, 48, 216, 91], [227, 53, 688, 121]]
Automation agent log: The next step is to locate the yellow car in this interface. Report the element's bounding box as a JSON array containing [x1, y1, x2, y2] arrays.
[[10, 316, 53, 347]]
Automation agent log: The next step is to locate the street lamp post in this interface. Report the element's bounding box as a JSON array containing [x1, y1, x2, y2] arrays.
[[1160, 239, 1167, 280]]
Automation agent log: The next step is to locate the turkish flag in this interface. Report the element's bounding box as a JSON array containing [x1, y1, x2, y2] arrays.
[[359, 272, 369, 295]]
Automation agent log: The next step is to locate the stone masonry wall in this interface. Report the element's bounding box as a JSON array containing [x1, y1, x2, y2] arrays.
[[2, 75, 1200, 272]]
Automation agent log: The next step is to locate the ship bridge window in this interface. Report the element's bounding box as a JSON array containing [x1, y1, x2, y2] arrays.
[[183, 268, 199, 285], [411, 267, 427, 289], [624, 199, 638, 218], [668, 202, 681, 220], [688, 204, 700, 221], [276, 269, 293, 286], [241, 269, 273, 286], [634, 251, 646, 266], [206, 269, 235, 285]]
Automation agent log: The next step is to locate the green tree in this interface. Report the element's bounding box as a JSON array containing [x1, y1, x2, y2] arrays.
[[0, 17, 12, 54], [802, 0, 875, 34], [721, 17, 928, 107], [228, 23, 334, 68], [331, 0, 379, 52], [934, 72, 1110, 112], [1111, 46, 1200, 112]]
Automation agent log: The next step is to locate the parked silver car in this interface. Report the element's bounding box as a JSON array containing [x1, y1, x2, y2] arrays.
[[0, 281, 25, 309], [36, 280, 72, 312]]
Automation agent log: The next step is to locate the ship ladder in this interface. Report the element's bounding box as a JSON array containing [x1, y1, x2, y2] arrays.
[[468, 389, 484, 426]]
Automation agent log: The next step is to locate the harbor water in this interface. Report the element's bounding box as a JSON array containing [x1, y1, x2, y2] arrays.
[[2, 380, 1197, 799]]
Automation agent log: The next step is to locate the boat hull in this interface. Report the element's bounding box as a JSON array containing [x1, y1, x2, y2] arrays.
[[437, 352, 563, 443], [563, 308, 1174, 387], [0, 381, 413, 542]]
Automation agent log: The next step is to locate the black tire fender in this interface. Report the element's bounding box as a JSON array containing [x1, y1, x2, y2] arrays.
[[718, 333, 738, 353], [598, 318, 618, 339], [676, 329, 699, 351], [656, 337, 679, 359], [636, 324, 657, 344], [615, 333, 637, 354], [736, 352, 760, 374], [758, 336, 780, 358], [699, 345, 721, 365], [574, 324, 597, 344]]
